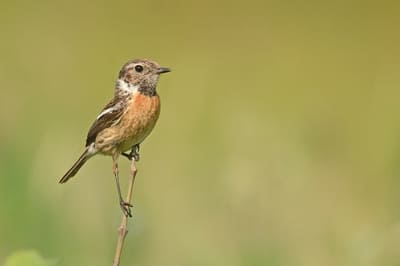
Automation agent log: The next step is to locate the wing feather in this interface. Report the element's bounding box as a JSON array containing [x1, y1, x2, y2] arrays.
[[85, 95, 128, 146]]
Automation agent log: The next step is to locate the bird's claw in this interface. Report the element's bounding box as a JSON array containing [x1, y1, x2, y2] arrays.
[[122, 145, 140, 161], [120, 200, 133, 217], [132, 153, 140, 161]]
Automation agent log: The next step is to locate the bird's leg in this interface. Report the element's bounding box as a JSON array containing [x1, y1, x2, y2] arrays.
[[121, 144, 140, 161], [113, 155, 133, 217]]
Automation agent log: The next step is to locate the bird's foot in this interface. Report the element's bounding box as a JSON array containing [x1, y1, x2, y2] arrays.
[[122, 144, 140, 161], [119, 200, 133, 217]]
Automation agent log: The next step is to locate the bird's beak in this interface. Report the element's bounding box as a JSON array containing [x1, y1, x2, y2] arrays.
[[157, 67, 171, 74]]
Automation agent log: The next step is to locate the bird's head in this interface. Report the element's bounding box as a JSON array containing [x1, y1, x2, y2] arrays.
[[117, 59, 170, 94]]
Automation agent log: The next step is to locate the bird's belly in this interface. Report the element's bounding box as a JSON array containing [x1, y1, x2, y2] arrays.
[[118, 120, 157, 152], [96, 93, 160, 155]]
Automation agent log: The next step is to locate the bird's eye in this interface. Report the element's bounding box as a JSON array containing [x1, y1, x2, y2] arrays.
[[135, 65, 143, 73]]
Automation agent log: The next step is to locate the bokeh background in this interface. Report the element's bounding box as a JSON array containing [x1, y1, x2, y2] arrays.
[[1, 0, 400, 265]]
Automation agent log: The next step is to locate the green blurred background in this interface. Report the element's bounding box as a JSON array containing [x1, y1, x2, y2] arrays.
[[1, 0, 400, 265]]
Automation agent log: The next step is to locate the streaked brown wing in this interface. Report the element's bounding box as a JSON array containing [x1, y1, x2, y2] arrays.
[[85, 95, 128, 146]]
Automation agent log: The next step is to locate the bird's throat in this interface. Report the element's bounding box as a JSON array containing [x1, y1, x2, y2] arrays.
[[138, 86, 157, 97]]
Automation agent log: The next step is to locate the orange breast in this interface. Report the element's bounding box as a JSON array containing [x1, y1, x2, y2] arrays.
[[95, 92, 161, 155], [117, 93, 161, 151]]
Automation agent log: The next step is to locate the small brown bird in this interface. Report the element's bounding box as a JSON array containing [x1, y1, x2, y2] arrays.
[[59, 58, 170, 217]]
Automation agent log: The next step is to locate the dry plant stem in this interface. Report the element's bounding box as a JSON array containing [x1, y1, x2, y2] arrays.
[[112, 159, 137, 266]]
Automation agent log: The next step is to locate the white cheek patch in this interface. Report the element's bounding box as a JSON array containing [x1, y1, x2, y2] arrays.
[[116, 79, 139, 93]]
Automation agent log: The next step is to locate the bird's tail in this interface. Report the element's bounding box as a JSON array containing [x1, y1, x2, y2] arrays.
[[59, 147, 93, 184]]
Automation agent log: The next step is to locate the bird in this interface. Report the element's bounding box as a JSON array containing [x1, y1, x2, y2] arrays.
[[59, 58, 170, 217]]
